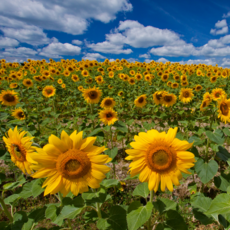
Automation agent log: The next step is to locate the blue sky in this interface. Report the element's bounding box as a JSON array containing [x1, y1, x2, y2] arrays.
[[1, 0, 230, 66]]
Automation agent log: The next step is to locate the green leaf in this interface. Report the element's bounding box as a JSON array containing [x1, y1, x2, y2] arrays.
[[100, 179, 120, 188], [216, 146, 230, 162], [166, 210, 188, 230], [82, 187, 107, 204], [127, 201, 141, 214], [12, 211, 28, 230], [188, 135, 205, 146], [114, 121, 128, 133], [153, 198, 177, 215], [195, 159, 218, 184], [127, 202, 153, 230], [214, 172, 230, 191], [206, 130, 225, 145], [192, 209, 213, 225], [133, 182, 149, 198], [4, 194, 20, 205], [104, 147, 118, 162], [32, 178, 45, 198], [54, 206, 83, 226], [88, 128, 104, 137], [206, 194, 230, 215], [3, 177, 26, 190], [223, 128, 230, 136], [0, 172, 6, 184], [0, 221, 11, 230], [45, 205, 61, 222]]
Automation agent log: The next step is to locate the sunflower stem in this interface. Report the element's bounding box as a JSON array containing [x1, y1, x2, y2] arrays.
[[147, 190, 154, 230], [90, 104, 95, 129], [0, 196, 13, 222], [67, 219, 73, 230], [58, 191, 63, 206], [95, 201, 102, 219], [109, 125, 116, 179]]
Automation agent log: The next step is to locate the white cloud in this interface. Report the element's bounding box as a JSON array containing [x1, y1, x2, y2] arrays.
[[144, 59, 154, 63], [87, 41, 132, 54], [139, 53, 150, 58], [82, 53, 105, 60], [1, 25, 52, 46], [0, 0, 132, 35], [223, 12, 230, 18], [210, 19, 228, 35], [150, 43, 196, 57], [179, 58, 217, 66], [156, 57, 169, 63], [72, 40, 83, 45], [126, 58, 138, 63], [215, 19, 227, 28], [39, 42, 81, 58], [2, 47, 38, 57], [221, 58, 230, 67], [0, 37, 19, 48]]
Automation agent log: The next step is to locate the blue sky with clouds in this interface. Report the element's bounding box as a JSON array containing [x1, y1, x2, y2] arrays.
[[1, 0, 230, 66]]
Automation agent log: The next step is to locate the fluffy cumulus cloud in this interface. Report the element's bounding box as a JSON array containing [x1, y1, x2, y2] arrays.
[[210, 19, 228, 35], [39, 41, 81, 58], [155, 57, 169, 63], [0, 0, 132, 35], [1, 47, 38, 57], [0, 37, 19, 48], [139, 53, 150, 58], [82, 53, 106, 60], [0, 25, 53, 46], [221, 58, 230, 67], [179, 58, 217, 66], [72, 40, 83, 45], [87, 20, 185, 54]]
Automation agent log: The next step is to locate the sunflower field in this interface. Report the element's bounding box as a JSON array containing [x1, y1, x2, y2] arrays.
[[0, 58, 230, 229]]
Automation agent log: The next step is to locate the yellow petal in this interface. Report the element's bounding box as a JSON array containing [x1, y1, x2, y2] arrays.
[[91, 169, 106, 180], [32, 168, 57, 178], [61, 130, 73, 149], [166, 127, 178, 143], [177, 151, 195, 160], [70, 182, 79, 196], [90, 155, 110, 164], [72, 131, 83, 149], [43, 144, 62, 157], [160, 175, 166, 192], [49, 135, 68, 153], [43, 174, 62, 196], [139, 166, 151, 182], [171, 139, 193, 151], [91, 164, 110, 174], [148, 171, 157, 191], [165, 175, 174, 192], [80, 137, 97, 151]]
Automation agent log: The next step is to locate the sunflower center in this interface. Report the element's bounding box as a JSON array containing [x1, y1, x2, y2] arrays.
[[156, 93, 162, 100], [164, 95, 172, 102], [18, 112, 25, 118], [3, 94, 16, 102], [56, 149, 91, 180], [88, 91, 98, 99], [215, 93, 220, 98], [147, 145, 175, 173], [106, 112, 113, 118], [105, 100, 112, 106], [46, 89, 53, 94], [183, 91, 190, 98], [220, 103, 229, 116], [138, 97, 144, 103], [12, 144, 26, 161]]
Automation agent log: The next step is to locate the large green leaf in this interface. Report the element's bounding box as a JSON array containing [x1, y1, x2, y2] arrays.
[[127, 202, 153, 230], [206, 194, 230, 215], [192, 209, 213, 225], [114, 121, 128, 133], [100, 179, 120, 188], [32, 178, 45, 198], [214, 172, 230, 191], [166, 210, 187, 230], [194, 159, 218, 184], [216, 146, 230, 162], [153, 198, 177, 215], [82, 187, 108, 204], [188, 135, 205, 146], [206, 130, 225, 145], [133, 182, 149, 198], [104, 147, 118, 162]]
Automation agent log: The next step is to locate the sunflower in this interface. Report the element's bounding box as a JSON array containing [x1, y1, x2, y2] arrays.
[[171, 83, 179, 89], [161, 74, 169, 82], [42, 85, 56, 98], [78, 86, 84, 92], [211, 88, 226, 101], [72, 75, 79, 82], [134, 95, 147, 108], [210, 76, 217, 83], [83, 86, 102, 104], [12, 108, 26, 120], [181, 81, 188, 87], [195, 85, 203, 92], [95, 76, 104, 84], [62, 84, 66, 89], [0, 90, 19, 106], [118, 91, 124, 97], [179, 88, 194, 104], [108, 71, 114, 78], [27, 130, 111, 197], [23, 79, 33, 88], [128, 77, 135, 85], [181, 75, 187, 82], [10, 83, 18, 89], [3, 126, 35, 174], [153, 91, 166, 105], [200, 100, 210, 112], [57, 79, 63, 84], [99, 108, 118, 126], [167, 81, 172, 87], [125, 127, 195, 192], [85, 78, 93, 84], [100, 97, 116, 109], [217, 96, 230, 123], [108, 85, 113, 89], [81, 70, 89, 77], [203, 92, 212, 102], [162, 93, 177, 107], [174, 75, 180, 81], [135, 73, 142, 81]]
